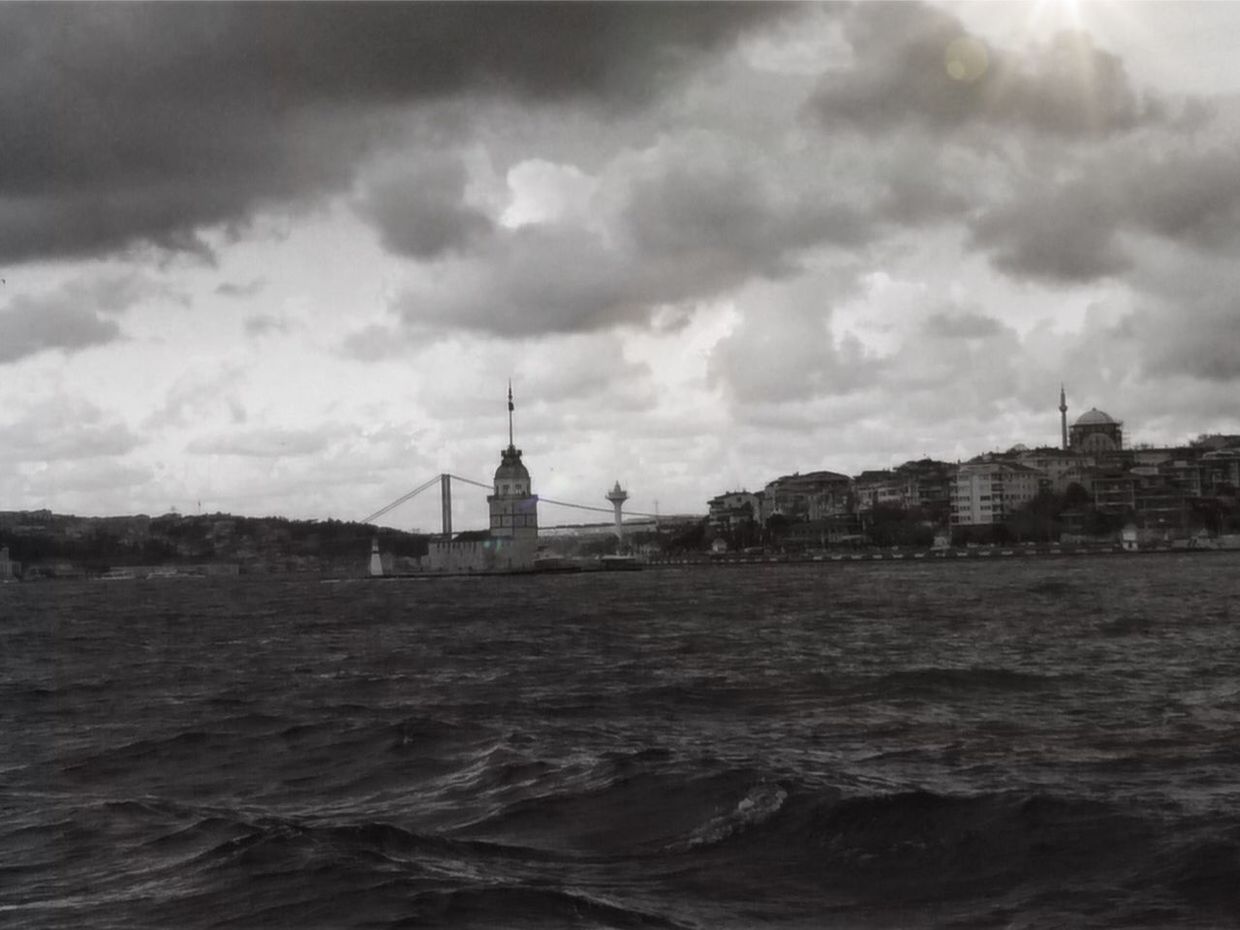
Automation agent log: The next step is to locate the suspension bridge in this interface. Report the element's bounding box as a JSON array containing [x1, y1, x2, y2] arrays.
[[361, 473, 659, 536]]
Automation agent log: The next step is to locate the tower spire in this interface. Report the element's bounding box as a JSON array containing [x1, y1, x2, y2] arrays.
[[507, 380, 514, 448]]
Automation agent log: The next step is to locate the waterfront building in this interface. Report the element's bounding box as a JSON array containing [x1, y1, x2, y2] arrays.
[[1133, 483, 1188, 536], [852, 470, 903, 512], [1017, 448, 1092, 495], [1201, 448, 1240, 493], [950, 462, 1047, 526], [784, 515, 864, 549], [763, 470, 852, 521], [894, 459, 956, 512], [707, 491, 760, 531], [1160, 457, 1204, 497], [0, 546, 19, 581], [1091, 470, 1137, 515]]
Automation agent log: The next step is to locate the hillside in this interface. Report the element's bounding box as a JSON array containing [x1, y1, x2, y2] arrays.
[[0, 510, 428, 578]]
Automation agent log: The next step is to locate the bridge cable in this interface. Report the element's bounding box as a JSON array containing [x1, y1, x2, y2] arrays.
[[367, 473, 661, 527], [361, 474, 442, 525], [448, 474, 657, 519]]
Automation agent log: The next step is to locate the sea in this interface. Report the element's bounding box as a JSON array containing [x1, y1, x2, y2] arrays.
[[3, 555, 1239, 929]]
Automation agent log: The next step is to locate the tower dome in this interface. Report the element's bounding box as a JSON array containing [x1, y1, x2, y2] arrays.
[[493, 446, 529, 482]]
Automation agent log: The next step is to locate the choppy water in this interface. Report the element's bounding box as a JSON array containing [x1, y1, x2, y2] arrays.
[[3, 555, 1240, 928]]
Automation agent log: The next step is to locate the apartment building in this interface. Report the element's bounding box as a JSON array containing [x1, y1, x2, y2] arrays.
[[763, 470, 851, 521], [950, 462, 1047, 526], [707, 491, 761, 530]]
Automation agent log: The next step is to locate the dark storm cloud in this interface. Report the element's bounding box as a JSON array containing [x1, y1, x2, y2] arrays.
[[1123, 148, 1240, 251], [396, 223, 643, 335], [1147, 313, 1240, 382], [624, 162, 870, 273], [1, 298, 118, 364], [1128, 252, 1240, 384], [969, 142, 1240, 284], [359, 158, 494, 260], [0, 2, 785, 264], [389, 154, 871, 337], [969, 179, 1130, 284], [0, 272, 183, 364], [809, 3, 1164, 138]]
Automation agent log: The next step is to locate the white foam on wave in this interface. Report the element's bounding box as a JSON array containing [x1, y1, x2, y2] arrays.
[[684, 782, 788, 850]]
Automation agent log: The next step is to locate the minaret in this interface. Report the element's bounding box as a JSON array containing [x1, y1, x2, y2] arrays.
[[1059, 384, 1069, 451], [606, 481, 629, 541]]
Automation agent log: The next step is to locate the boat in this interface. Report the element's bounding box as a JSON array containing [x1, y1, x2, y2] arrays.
[[96, 568, 136, 581]]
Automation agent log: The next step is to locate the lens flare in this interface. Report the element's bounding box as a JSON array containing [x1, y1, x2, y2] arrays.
[[945, 35, 989, 83]]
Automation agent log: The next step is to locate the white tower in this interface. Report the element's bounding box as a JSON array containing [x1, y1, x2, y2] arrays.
[[368, 537, 383, 577], [606, 480, 628, 540]]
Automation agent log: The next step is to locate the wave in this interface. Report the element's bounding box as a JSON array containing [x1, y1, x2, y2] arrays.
[[457, 763, 778, 857], [862, 666, 1067, 699], [395, 886, 685, 929], [15, 782, 1239, 928], [680, 782, 787, 851]]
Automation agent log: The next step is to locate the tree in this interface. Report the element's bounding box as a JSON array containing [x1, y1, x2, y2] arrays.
[[764, 513, 791, 545], [1063, 482, 1091, 509]]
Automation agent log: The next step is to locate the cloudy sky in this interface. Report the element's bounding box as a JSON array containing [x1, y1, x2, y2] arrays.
[[3, 2, 1240, 529]]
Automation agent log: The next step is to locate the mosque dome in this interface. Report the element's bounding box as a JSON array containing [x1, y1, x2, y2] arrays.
[[1074, 408, 1116, 427]]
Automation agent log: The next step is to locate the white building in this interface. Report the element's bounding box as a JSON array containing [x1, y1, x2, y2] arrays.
[[951, 462, 1047, 526], [0, 546, 18, 581], [1016, 448, 1092, 494], [707, 491, 760, 529]]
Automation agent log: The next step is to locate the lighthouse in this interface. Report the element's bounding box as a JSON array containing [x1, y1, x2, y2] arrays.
[[606, 481, 628, 541]]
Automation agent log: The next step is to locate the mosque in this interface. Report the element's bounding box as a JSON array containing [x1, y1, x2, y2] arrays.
[[423, 387, 540, 572], [1059, 385, 1123, 454]]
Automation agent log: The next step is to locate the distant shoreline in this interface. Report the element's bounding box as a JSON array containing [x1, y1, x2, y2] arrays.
[[648, 544, 1240, 568]]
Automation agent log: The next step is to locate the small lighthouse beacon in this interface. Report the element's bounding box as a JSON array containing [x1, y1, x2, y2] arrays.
[[606, 481, 629, 541], [368, 537, 384, 577]]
